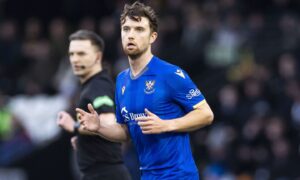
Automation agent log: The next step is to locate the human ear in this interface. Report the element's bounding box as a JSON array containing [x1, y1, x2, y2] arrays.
[[150, 32, 158, 44]]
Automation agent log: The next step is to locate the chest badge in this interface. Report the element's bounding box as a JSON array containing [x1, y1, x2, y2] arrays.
[[144, 80, 155, 94], [122, 86, 126, 95]]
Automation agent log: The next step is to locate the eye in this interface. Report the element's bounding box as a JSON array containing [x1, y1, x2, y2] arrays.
[[123, 26, 130, 32], [78, 52, 86, 56], [136, 27, 144, 32]]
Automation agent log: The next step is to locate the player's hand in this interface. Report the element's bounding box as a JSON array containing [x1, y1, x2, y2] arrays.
[[136, 109, 170, 134], [76, 103, 100, 133], [71, 136, 78, 151], [57, 111, 75, 133]]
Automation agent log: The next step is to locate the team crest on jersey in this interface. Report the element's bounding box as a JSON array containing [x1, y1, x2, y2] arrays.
[[144, 80, 155, 94], [122, 86, 126, 95]]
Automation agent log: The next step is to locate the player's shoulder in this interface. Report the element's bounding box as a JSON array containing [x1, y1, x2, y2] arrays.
[[115, 68, 130, 84], [116, 68, 130, 79], [154, 57, 185, 78]]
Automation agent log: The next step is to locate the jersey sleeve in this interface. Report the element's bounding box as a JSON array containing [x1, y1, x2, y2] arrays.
[[88, 80, 115, 114], [166, 68, 206, 113], [115, 77, 125, 124]]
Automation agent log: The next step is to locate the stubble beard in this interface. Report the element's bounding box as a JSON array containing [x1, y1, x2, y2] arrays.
[[124, 46, 148, 61]]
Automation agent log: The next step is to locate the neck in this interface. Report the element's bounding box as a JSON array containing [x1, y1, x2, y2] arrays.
[[79, 66, 102, 84], [129, 48, 153, 77]]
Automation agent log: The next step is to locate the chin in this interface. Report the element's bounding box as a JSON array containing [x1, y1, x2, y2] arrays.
[[124, 49, 144, 59], [73, 71, 84, 76], [125, 49, 137, 54]]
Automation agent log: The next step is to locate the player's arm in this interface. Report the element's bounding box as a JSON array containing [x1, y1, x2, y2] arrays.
[[76, 104, 130, 142], [166, 101, 213, 132], [168, 68, 214, 132], [136, 101, 213, 134]]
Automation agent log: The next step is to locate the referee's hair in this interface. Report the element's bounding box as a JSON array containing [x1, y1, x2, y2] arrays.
[[69, 30, 105, 52]]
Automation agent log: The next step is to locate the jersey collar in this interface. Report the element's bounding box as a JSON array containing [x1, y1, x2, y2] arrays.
[[129, 56, 158, 80]]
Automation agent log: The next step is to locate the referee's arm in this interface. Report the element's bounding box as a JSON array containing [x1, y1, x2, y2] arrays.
[[56, 110, 98, 136]]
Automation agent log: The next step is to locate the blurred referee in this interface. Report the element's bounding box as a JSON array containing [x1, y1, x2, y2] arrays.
[[57, 30, 131, 180]]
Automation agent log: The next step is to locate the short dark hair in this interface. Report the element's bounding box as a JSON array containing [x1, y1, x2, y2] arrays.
[[120, 1, 158, 33], [69, 30, 105, 52]]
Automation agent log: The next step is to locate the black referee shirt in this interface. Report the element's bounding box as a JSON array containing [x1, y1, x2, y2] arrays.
[[76, 70, 123, 172]]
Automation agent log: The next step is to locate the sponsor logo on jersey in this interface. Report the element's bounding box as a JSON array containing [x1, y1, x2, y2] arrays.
[[121, 106, 128, 114], [175, 69, 185, 79], [144, 80, 155, 94], [186, 89, 201, 99], [121, 106, 146, 125]]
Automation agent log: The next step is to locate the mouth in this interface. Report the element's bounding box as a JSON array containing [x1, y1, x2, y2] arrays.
[[127, 42, 136, 48], [73, 65, 83, 70]]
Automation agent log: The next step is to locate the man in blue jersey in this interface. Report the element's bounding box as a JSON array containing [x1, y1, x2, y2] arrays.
[[76, 2, 214, 179]]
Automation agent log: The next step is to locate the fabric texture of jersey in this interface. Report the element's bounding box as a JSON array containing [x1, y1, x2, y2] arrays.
[[115, 56, 205, 179], [76, 70, 124, 172]]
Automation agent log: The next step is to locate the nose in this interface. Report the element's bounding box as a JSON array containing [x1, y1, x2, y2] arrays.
[[127, 30, 135, 40]]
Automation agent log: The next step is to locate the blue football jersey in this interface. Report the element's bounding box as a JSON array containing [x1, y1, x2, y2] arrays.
[[115, 56, 205, 179]]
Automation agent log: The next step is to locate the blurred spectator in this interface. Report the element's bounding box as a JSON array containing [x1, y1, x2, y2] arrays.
[[48, 18, 69, 76], [78, 16, 96, 31], [180, 3, 210, 76], [0, 20, 22, 94], [215, 84, 241, 124], [21, 18, 55, 93], [98, 16, 118, 63], [278, 14, 299, 51], [8, 93, 68, 144], [205, 12, 243, 68], [0, 93, 33, 166]]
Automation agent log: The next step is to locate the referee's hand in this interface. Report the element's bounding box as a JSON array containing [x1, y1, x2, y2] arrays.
[[57, 111, 75, 133], [76, 104, 101, 133]]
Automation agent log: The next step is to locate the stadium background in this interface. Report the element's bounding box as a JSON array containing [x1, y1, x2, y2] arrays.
[[0, 0, 300, 179]]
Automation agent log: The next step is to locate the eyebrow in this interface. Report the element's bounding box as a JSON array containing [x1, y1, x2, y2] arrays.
[[122, 25, 146, 29], [69, 51, 86, 55]]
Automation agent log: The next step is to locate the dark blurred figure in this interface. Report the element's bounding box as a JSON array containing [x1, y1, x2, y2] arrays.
[[78, 17, 96, 31], [20, 18, 54, 93], [180, 2, 210, 77], [265, 116, 300, 179], [98, 16, 118, 64], [0, 20, 22, 94]]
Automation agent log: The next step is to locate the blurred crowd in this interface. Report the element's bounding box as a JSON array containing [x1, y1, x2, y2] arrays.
[[1, 0, 300, 179]]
